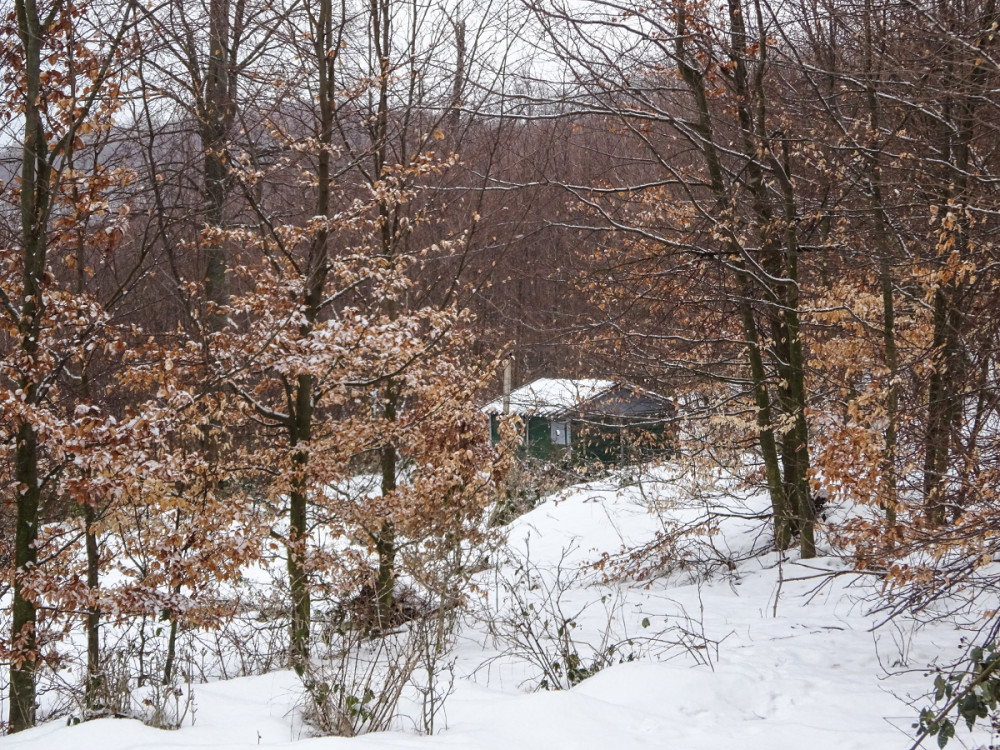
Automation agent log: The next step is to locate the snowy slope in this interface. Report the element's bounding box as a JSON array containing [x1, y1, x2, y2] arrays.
[[5, 466, 986, 750]]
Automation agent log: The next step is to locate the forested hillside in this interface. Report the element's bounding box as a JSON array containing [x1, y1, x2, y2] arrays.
[[2, 0, 1000, 745]]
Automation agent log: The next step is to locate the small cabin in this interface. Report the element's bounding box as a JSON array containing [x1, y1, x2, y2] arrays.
[[484, 378, 676, 465]]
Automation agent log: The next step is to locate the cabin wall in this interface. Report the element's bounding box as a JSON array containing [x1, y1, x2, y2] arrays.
[[572, 420, 674, 465]]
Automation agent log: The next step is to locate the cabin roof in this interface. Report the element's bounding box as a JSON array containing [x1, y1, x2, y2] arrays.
[[484, 378, 674, 419], [483, 378, 616, 417]]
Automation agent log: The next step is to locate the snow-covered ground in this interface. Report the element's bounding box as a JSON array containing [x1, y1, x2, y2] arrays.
[[6, 465, 990, 750]]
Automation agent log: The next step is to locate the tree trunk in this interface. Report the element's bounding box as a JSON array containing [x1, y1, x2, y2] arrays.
[[162, 588, 181, 686], [10, 422, 40, 732], [726, 0, 813, 555], [376, 380, 399, 626], [861, 0, 899, 528], [202, 0, 234, 332], [368, 0, 403, 624], [284, 0, 339, 669], [673, 2, 792, 550], [9, 0, 47, 727], [85, 503, 103, 710], [287, 374, 314, 675], [736, 282, 793, 550], [922, 0, 997, 525]]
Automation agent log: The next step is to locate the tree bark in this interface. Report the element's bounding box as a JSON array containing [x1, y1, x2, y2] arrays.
[[10, 422, 40, 732], [202, 0, 235, 332], [674, 0, 795, 550], [921, 0, 997, 525], [285, 0, 341, 670], [376, 381, 399, 626], [9, 0, 47, 727]]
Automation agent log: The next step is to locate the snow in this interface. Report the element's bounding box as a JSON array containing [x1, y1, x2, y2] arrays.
[[482, 378, 615, 417], [5, 464, 989, 750]]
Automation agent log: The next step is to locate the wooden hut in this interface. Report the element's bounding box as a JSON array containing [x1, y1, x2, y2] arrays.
[[484, 378, 676, 464]]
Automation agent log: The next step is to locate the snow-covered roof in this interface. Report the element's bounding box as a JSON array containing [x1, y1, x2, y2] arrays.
[[483, 378, 616, 417]]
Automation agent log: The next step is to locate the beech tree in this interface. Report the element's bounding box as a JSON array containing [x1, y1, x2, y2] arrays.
[[163, 0, 518, 670], [520, 0, 819, 554], [0, 0, 146, 728]]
